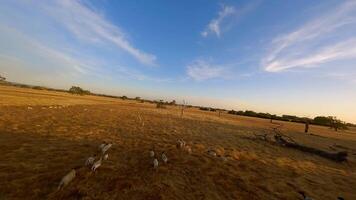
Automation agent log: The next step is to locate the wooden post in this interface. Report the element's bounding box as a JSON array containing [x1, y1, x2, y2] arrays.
[[305, 121, 309, 133]]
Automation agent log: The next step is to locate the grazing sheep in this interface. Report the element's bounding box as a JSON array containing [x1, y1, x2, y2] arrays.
[[153, 158, 159, 169], [91, 157, 103, 172], [27, 106, 33, 110], [98, 142, 107, 151], [101, 143, 112, 154], [149, 150, 155, 158], [184, 145, 192, 154], [219, 156, 228, 162], [57, 169, 76, 191], [85, 156, 96, 166], [298, 191, 313, 200], [161, 152, 168, 163], [176, 139, 185, 149], [207, 150, 217, 157], [103, 154, 109, 160]]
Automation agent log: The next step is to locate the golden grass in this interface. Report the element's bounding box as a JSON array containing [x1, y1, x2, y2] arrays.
[[0, 85, 355, 200]]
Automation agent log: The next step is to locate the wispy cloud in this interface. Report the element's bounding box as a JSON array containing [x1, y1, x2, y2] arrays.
[[113, 66, 172, 83], [186, 59, 229, 81], [0, 25, 90, 75], [201, 5, 235, 38], [42, 0, 157, 66], [263, 1, 356, 72]]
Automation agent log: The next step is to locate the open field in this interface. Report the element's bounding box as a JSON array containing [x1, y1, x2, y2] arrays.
[[0, 85, 356, 200]]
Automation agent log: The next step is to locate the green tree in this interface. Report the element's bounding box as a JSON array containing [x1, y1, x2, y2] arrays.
[[68, 86, 90, 95]]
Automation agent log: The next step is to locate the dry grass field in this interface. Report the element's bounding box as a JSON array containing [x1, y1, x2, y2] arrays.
[[0, 85, 355, 200]]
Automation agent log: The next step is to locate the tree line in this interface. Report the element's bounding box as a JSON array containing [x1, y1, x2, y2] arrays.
[[227, 110, 349, 130]]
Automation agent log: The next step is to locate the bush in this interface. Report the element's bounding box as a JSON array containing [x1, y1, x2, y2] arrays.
[[156, 100, 166, 109], [68, 86, 90, 95]]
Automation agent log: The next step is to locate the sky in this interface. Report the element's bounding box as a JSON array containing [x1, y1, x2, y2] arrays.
[[0, 0, 355, 123]]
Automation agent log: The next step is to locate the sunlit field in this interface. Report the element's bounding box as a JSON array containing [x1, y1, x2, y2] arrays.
[[0, 85, 355, 200]]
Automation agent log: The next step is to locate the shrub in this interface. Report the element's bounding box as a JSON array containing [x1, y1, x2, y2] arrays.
[[156, 100, 166, 109], [68, 86, 90, 95], [0, 75, 5, 81]]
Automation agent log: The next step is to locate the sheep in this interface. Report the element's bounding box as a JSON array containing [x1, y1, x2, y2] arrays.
[[176, 139, 185, 149], [101, 143, 112, 154], [207, 149, 217, 157], [184, 145, 192, 154], [98, 142, 107, 151], [27, 106, 33, 110], [91, 157, 103, 172], [149, 150, 155, 158], [153, 158, 159, 169], [57, 169, 76, 191], [298, 191, 313, 200], [161, 152, 168, 163], [103, 154, 109, 160], [85, 155, 96, 166]]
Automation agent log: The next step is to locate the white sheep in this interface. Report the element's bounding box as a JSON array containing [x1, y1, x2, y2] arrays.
[[85, 156, 96, 166], [98, 142, 107, 151], [57, 169, 76, 190], [161, 152, 168, 163], [91, 157, 103, 172], [208, 150, 217, 157], [101, 143, 112, 154], [176, 139, 185, 149], [149, 150, 155, 158], [184, 145, 192, 154], [153, 158, 159, 169], [103, 154, 109, 160]]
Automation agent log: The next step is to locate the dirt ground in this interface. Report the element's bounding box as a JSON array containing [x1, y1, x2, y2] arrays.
[[0, 85, 355, 200]]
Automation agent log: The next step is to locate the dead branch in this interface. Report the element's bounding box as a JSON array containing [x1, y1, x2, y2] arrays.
[[274, 135, 347, 162], [252, 125, 348, 162]]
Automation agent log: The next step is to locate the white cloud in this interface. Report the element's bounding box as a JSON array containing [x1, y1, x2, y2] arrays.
[[263, 1, 356, 72], [201, 5, 235, 38], [42, 0, 157, 66], [186, 59, 228, 81], [0, 25, 90, 75]]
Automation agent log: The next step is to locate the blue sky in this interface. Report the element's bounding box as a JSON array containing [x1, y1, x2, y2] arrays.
[[0, 0, 355, 123]]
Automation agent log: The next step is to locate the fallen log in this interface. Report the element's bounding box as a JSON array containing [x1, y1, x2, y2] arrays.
[[274, 134, 347, 162]]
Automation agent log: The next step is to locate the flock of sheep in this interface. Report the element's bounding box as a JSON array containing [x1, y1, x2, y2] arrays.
[[56, 138, 203, 192], [27, 105, 68, 110], [57, 142, 112, 191]]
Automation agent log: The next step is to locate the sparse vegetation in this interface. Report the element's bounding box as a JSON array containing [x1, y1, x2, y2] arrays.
[[156, 100, 166, 108], [0, 74, 6, 81]]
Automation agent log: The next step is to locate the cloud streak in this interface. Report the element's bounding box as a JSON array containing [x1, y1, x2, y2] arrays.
[[201, 5, 235, 38], [186, 59, 229, 81], [263, 1, 356, 72], [42, 0, 157, 66]]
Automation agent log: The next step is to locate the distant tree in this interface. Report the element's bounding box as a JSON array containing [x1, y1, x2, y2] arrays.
[[313, 116, 332, 126], [0, 74, 6, 81], [170, 100, 176, 105], [68, 86, 90, 95], [328, 116, 348, 131], [122, 96, 127, 100], [156, 100, 166, 109], [135, 97, 141, 100]]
